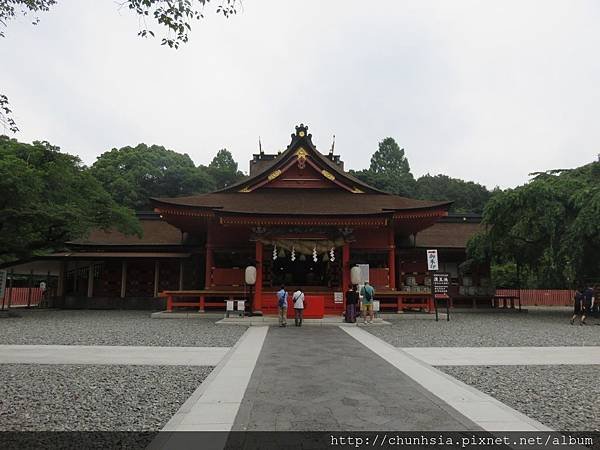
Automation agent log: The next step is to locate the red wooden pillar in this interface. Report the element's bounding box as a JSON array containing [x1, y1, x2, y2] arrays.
[[167, 295, 173, 312], [204, 227, 213, 289], [388, 227, 396, 290], [254, 241, 263, 314], [342, 243, 350, 291], [199, 295, 205, 312]]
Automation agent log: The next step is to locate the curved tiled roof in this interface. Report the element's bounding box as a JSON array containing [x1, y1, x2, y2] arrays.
[[152, 125, 451, 216], [153, 189, 450, 215]]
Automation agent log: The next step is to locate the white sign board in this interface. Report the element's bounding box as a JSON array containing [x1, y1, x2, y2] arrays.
[[333, 292, 343, 304], [427, 249, 439, 271], [237, 300, 245, 311], [357, 264, 370, 283], [39, 282, 47, 292], [0, 270, 6, 300], [226, 300, 234, 311], [373, 300, 380, 312]]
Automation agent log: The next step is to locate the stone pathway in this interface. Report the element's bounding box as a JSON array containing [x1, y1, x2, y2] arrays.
[[0, 344, 228, 366], [232, 326, 478, 431], [402, 346, 600, 366], [344, 327, 551, 432]]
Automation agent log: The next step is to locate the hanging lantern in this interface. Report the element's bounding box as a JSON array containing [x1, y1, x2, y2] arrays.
[[312, 246, 318, 262], [273, 244, 278, 260], [291, 246, 296, 261], [330, 247, 335, 262]]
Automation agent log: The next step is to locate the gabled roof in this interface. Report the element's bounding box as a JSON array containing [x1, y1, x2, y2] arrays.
[[216, 124, 385, 194], [151, 124, 452, 218]]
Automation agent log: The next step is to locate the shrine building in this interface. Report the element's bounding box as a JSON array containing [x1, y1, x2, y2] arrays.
[[0, 124, 489, 313]]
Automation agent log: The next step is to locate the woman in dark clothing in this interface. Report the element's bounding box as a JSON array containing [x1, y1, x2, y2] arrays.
[[571, 288, 586, 325], [345, 285, 358, 323]]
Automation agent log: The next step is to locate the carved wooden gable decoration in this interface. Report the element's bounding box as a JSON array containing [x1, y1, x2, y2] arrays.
[[232, 124, 376, 194]]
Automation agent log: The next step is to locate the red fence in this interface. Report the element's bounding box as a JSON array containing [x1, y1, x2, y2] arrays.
[[496, 289, 575, 306], [1, 288, 44, 308]]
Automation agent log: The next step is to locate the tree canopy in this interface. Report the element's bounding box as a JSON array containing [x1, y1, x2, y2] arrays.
[[90, 144, 215, 210], [208, 148, 245, 189], [0, 136, 141, 263], [89, 144, 245, 210], [351, 137, 493, 212], [414, 174, 495, 214], [467, 160, 600, 288], [350, 137, 416, 197]]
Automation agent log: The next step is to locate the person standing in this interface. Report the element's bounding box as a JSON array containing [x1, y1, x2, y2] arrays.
[[571, 289, 585, 325], [360, 281, 375, 324], [345, 285, 358, 323], [581, 286, 594, 325], [277, 285, 288, 327], [292, 288, 305, 327]]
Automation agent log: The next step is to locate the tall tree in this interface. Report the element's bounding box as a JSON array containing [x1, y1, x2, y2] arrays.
[[350, 137, 415, 196], [467, 160, 600, 288], [0, 136, 141, 263], [208, 148, 246, 189], [90, 143, 215, 210]]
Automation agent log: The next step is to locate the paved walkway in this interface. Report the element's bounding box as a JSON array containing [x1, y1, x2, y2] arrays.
[[232, 327, 478, 431], [161, 327, 268, 432], [403, 346, 600, 366], [0, 345, 229, 366], [345, 328, 551, 432]]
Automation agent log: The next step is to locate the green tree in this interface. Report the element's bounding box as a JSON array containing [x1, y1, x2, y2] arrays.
[[467, 160, 600, 288], [414, 174, 494, 213], [0, 136, 141, 263], [208, 148, 246, 189], [90, 143, 215, 210], [350, 137, 415, 196]]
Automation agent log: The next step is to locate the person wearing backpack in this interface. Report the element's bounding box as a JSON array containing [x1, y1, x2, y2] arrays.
[[360, 281, 375, 324], [276, 285, 289, 327], [292, 288, 306, 327]]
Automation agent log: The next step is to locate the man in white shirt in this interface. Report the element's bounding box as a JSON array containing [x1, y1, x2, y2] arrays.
[[292, 288, 306, 327]]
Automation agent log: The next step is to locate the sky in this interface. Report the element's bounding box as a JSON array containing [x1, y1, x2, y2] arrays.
[[2, 0, 599, 189]]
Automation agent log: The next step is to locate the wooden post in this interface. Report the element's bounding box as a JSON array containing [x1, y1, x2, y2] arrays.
[[57, 262, 66, 297], [179, 260, 184, 290], [27, 269, 34, 307], [253, 241, 263, 315], [167, 295, 173, 312], [120, 261, 127, 298], [205, 227, 213, 289], [388, 227, 396, 290], [396, 295, 403, 314], [342, 243, 350, 292], [199, 295, 205, 313], [87, 264, 94, 298], [153, 261, 160, 298]]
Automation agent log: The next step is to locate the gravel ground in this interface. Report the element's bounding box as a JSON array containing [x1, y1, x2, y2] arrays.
[[369, 309, 600, 347], [440, 365, 600, 431], [0, 364, 212, 431], [0, 310, 246, 346]]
